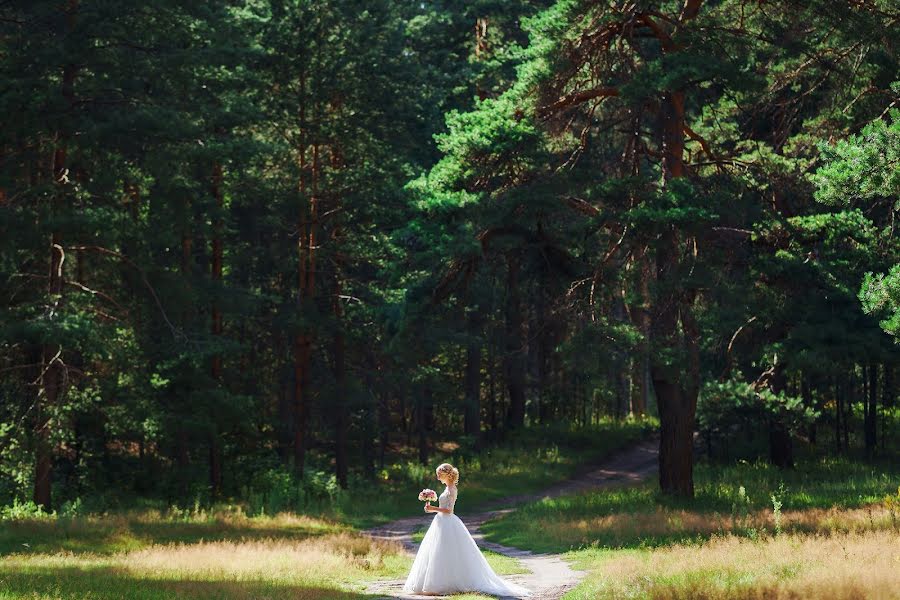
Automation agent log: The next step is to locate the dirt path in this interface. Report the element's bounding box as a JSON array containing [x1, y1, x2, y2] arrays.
[[365, 437, 659, 600]]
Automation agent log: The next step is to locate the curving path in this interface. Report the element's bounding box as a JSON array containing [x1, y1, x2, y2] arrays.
[[365, 436, 659, 600]]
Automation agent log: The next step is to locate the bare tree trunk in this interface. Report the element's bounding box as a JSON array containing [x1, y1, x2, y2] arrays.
[[418, 387, 431, 466], [209, 162, 224, 497], [883, 364, 894, 451], [378, 389, 389, 470], [504, 254, 526, 429], [844, 372, 852, 451], [332, 274, 348, 489], [35, 2, 79, 510], [464, 307, 482, 440], [35, 253, 63, 511], [488, 340, 497, 437], [835, 377, 843, 453], [292, 95, 318, 475], [865, 364, 877, 458], [651, 89, 699, 497], [768, 367, 794, 468], [802, 373, 815, 445]]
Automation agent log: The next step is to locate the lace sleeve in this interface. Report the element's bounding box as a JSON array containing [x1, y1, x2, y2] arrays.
[[447, 486, 458, 513]]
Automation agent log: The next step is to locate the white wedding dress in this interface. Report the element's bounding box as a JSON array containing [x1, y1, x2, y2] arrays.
[[403, 485, 530, 597]]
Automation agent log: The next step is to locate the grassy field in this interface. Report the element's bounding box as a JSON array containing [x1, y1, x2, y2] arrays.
[[0, 421, 651, 599], [482, 457, 900, 599], [0, 508, 530, 600], [310, 419, 654, 528]]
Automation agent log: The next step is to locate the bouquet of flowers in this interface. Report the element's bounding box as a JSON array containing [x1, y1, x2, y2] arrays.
[[418, 488, 438, 505]]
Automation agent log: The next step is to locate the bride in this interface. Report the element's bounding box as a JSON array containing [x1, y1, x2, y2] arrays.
[[403, 463, 531, 597]]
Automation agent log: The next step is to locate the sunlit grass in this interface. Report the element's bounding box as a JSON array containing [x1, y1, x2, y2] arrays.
[[479, 455, 900, 600], [0, 422, 648, 598], [0, 531, 407, 599], [483, 457, 900, 552], [0, 507, 344, 556], [0, 506, 529, 599], [563, 530, 900, 600]]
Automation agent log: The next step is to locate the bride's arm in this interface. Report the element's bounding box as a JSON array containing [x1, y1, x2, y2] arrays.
[[425, 487, 457, 514]]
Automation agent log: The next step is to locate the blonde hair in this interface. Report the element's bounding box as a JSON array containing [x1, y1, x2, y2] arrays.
[[436, 463, 459, 486]]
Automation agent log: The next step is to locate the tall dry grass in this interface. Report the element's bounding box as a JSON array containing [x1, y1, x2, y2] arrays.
[[0, 508, 343, 555], [568, 530, 900, 600], [548, 503, 898, 546], [0, 532, 409, 599]]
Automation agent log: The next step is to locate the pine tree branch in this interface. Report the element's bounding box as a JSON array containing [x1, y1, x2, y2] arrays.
[[538, 86, 619, 118]]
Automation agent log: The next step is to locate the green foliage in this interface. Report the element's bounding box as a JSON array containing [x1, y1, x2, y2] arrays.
[[861, 266, 900, 337], [698, 379, 818, 438], [811, 109, 900, 339], [812, 110, 900, 207]]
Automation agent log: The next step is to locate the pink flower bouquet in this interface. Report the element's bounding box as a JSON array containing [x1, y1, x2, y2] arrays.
[[418, 488, 438, 504]]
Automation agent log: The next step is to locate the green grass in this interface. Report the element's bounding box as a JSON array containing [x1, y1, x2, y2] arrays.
[[0, 507, 528, 600], [481, 550, 529, 576], [482, 455, 900, 552], [0, 527, 408, 599], [476, 454, 900, 600], [0, 421, 653, 599], [0, 509, 344, 556], [326, 419, 654, 528]]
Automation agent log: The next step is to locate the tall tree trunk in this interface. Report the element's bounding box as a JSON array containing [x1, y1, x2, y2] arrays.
[[177, 182, 193, 484], [768, 367, 794, 468], [418, 386, 431, 466], [865, 363, 877, 458], [277, 353, 292, 464], [35, 2, 79, 510], [378, 389, 389, 470], [292, 93, 318, 476], [611, 293, 630, 419], [35, 238, 64, 511], [802, 373, 816, 445], [464, 307, 482, 440], [883, 364, 894, 451], [844, 372, 852, 451], [504, 253, 526, 429], [209, 162, 224, 497], [835, 377, 843, 453], [488, 339, 497, 437], [651, 89, 699, 497], [332, 275, 348, 489]]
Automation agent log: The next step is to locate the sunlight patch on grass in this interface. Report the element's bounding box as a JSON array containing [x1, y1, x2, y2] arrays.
[[0, 509, 343, 556], [483, 457, 900, 552], [564, 530, 900, 600], [0, 533, 408, 599], [490, 500, 898, 551]]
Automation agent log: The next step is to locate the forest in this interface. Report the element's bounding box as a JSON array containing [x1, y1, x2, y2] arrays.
[[1, 1, 898, 599]]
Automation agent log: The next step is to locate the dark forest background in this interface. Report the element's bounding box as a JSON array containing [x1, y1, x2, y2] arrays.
[[1, 0, 898, 514]]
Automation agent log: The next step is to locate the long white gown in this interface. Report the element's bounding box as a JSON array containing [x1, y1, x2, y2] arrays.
[[403, 484, 531, 597]]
